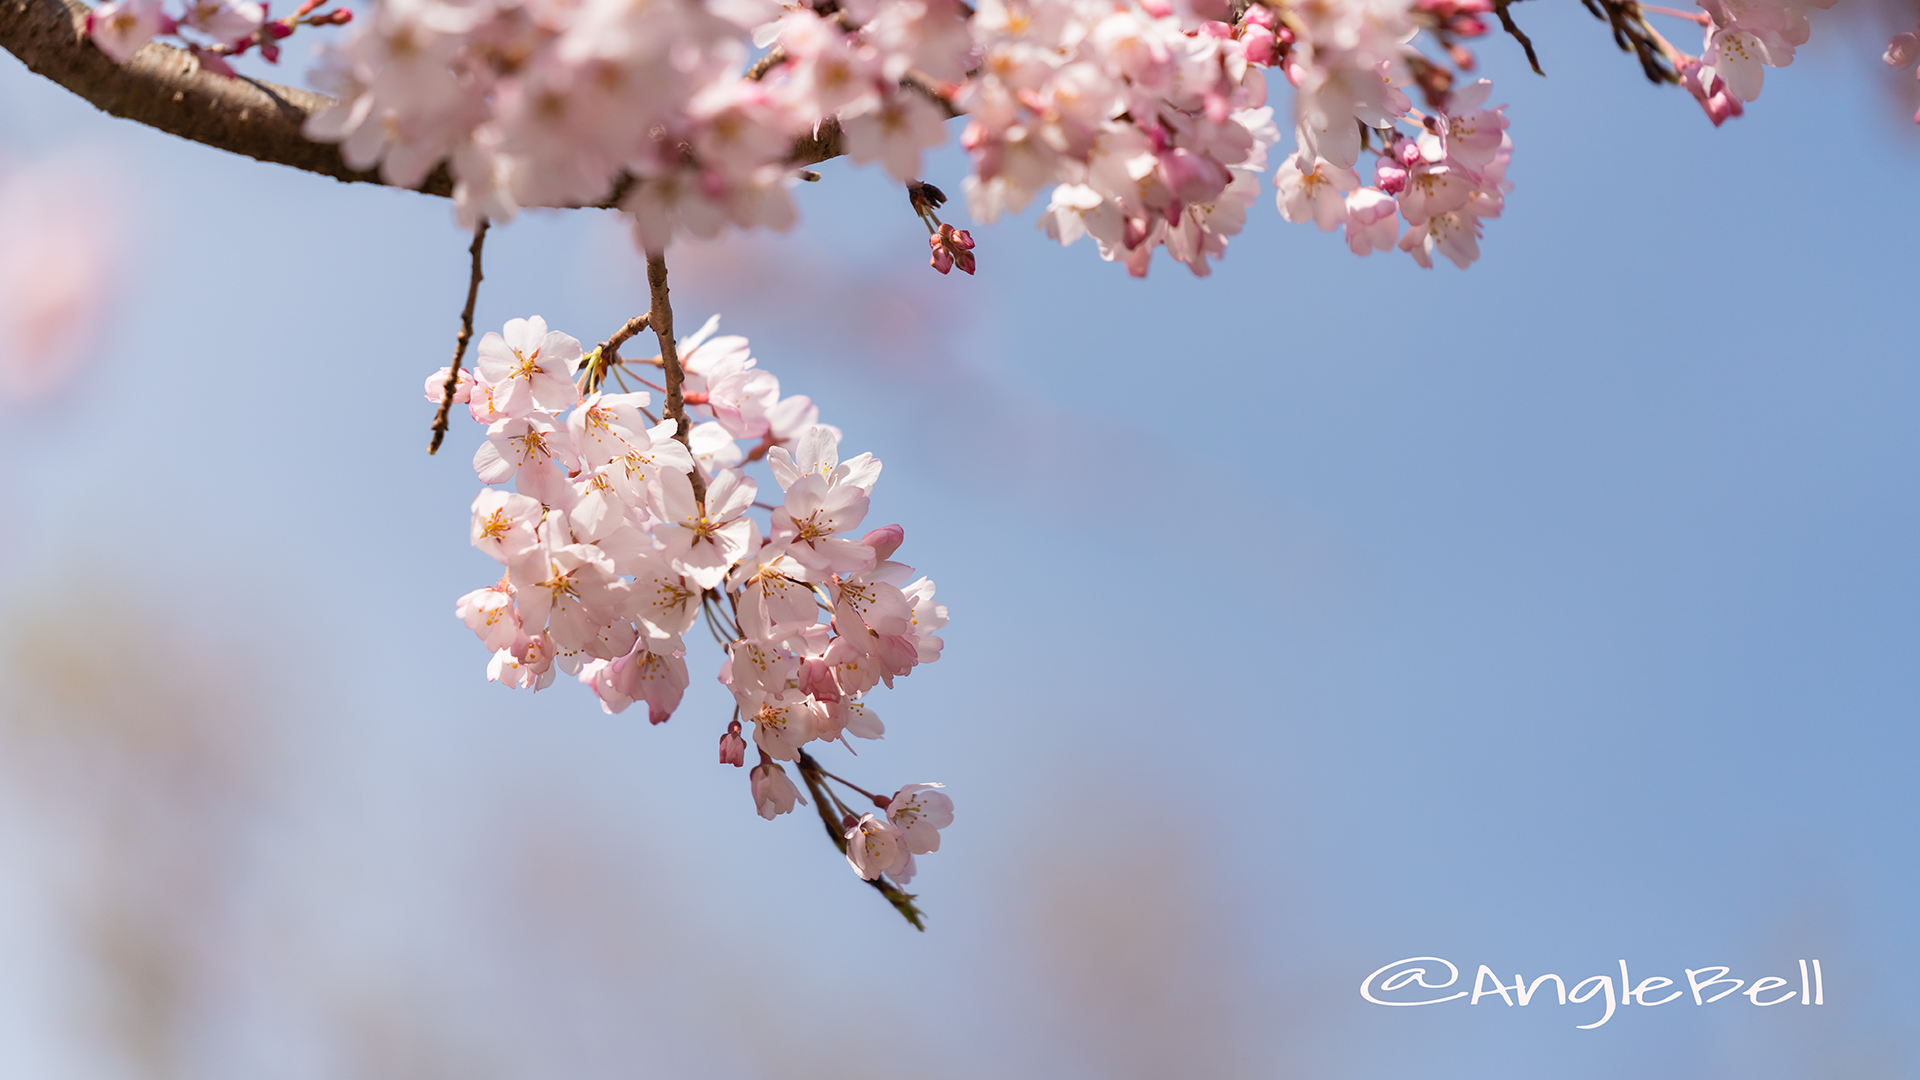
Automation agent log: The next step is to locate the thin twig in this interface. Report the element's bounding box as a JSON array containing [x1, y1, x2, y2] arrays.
[[644, 251, 706, 505], [811, 763, 885, 804], [1584, 0, 1677, 84], [583, 312, 650, 395], [1493, 0, 1544, 76], [428, 219, 488, 455], [797, 751, 927, 930]]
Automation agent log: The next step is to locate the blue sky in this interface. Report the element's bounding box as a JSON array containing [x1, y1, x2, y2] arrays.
[[1, 4, 1917, 1077]]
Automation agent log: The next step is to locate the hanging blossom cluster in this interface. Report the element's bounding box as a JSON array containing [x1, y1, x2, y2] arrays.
[[963, 0, 1279, 275], [1252, 0, 1515, 270], [1622, 0, 1835, 127], [429, 315, 953, 895]]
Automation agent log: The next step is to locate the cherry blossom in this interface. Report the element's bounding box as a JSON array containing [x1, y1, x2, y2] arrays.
[[887, 782, 953, 853], [750, 761, 807, 818], [61, 0, 1898, 924], [88, 0, 168, 62], [844, 813, 910, 880], [438, 314, 951, 909]]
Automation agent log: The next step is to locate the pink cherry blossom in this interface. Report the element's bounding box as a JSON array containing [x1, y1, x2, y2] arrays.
[[843, 92, 951, 183], [1343, 187, 1399, 255], [750, 761, 807, 818], [88, 0, 168, 63], [651, 467, 758, 589], [470, 489, 543, 563], [886, 782, 952, 853], [456, 578, 521, 652], [429, 305, 943, 897], [748, 692, 820, 761], [476, 316, 584, 417], [1276, 153, 1358, 231], [844, 813, 910, 880], [593, 637, 691, 723], [569, 390, 655, 466], [474, 414, 577, 487]]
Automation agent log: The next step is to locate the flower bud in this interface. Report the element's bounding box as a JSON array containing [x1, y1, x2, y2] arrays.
[[861, 523, 905, 561], [719, 721, 747, 767], [1886, 31, 1920, 68], [1241, 25, 1277, 65]]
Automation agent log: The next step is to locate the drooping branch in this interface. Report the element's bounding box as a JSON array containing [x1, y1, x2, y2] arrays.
[[797, 751, 926, 930], [0, 0, 847, 202], [1581, 0, 1679, 84], [1493, 0, 1544, 76], [428, 219, 488, 455]]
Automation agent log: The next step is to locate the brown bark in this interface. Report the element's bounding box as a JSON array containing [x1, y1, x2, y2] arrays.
[[0, 0, 847, 201], [0, 0, 449, 193]]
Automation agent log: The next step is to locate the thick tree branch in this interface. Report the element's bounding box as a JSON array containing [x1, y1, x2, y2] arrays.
[[0, 0, 847, 202], [0, 0, 453, 194]]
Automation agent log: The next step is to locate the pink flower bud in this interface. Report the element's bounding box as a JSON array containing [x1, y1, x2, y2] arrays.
[[799, 656, 841, 702], [1886, 31, 1920, 68], [861, 523, 905, 560], [932, 224, 976, 275], [1374, 158, 1408, 196], [1241, 25, 1277, 65], [719, 722, 747, 767], [1160, 148, 1230, 204]]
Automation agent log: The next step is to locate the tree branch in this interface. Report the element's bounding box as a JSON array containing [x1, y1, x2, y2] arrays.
[[581, 313, 650, 395], [1493, 0, 1544, 76], [0, 0, 848, 202], [645, 252, 707, 506], [796, 751, 926, 930], [428, 219, 488, 455], [0, 0, 454, 194]]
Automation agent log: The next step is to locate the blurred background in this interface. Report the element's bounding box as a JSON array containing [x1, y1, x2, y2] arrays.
[[2, 3, 1918, 1077]]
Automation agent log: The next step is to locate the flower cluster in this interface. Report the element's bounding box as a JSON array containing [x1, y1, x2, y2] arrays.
[[76, 0, 1889, 277], [87, 0, 347, 76], [432, 315, 951, 890], [301, 0, 972, 244], [967, 0, 1280, 276], [1693, 0, 1832, 106], [1276, 77, 1510, 269]]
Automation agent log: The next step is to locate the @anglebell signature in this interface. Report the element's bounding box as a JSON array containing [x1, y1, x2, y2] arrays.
[[1361, 956, 1826, 1029]]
